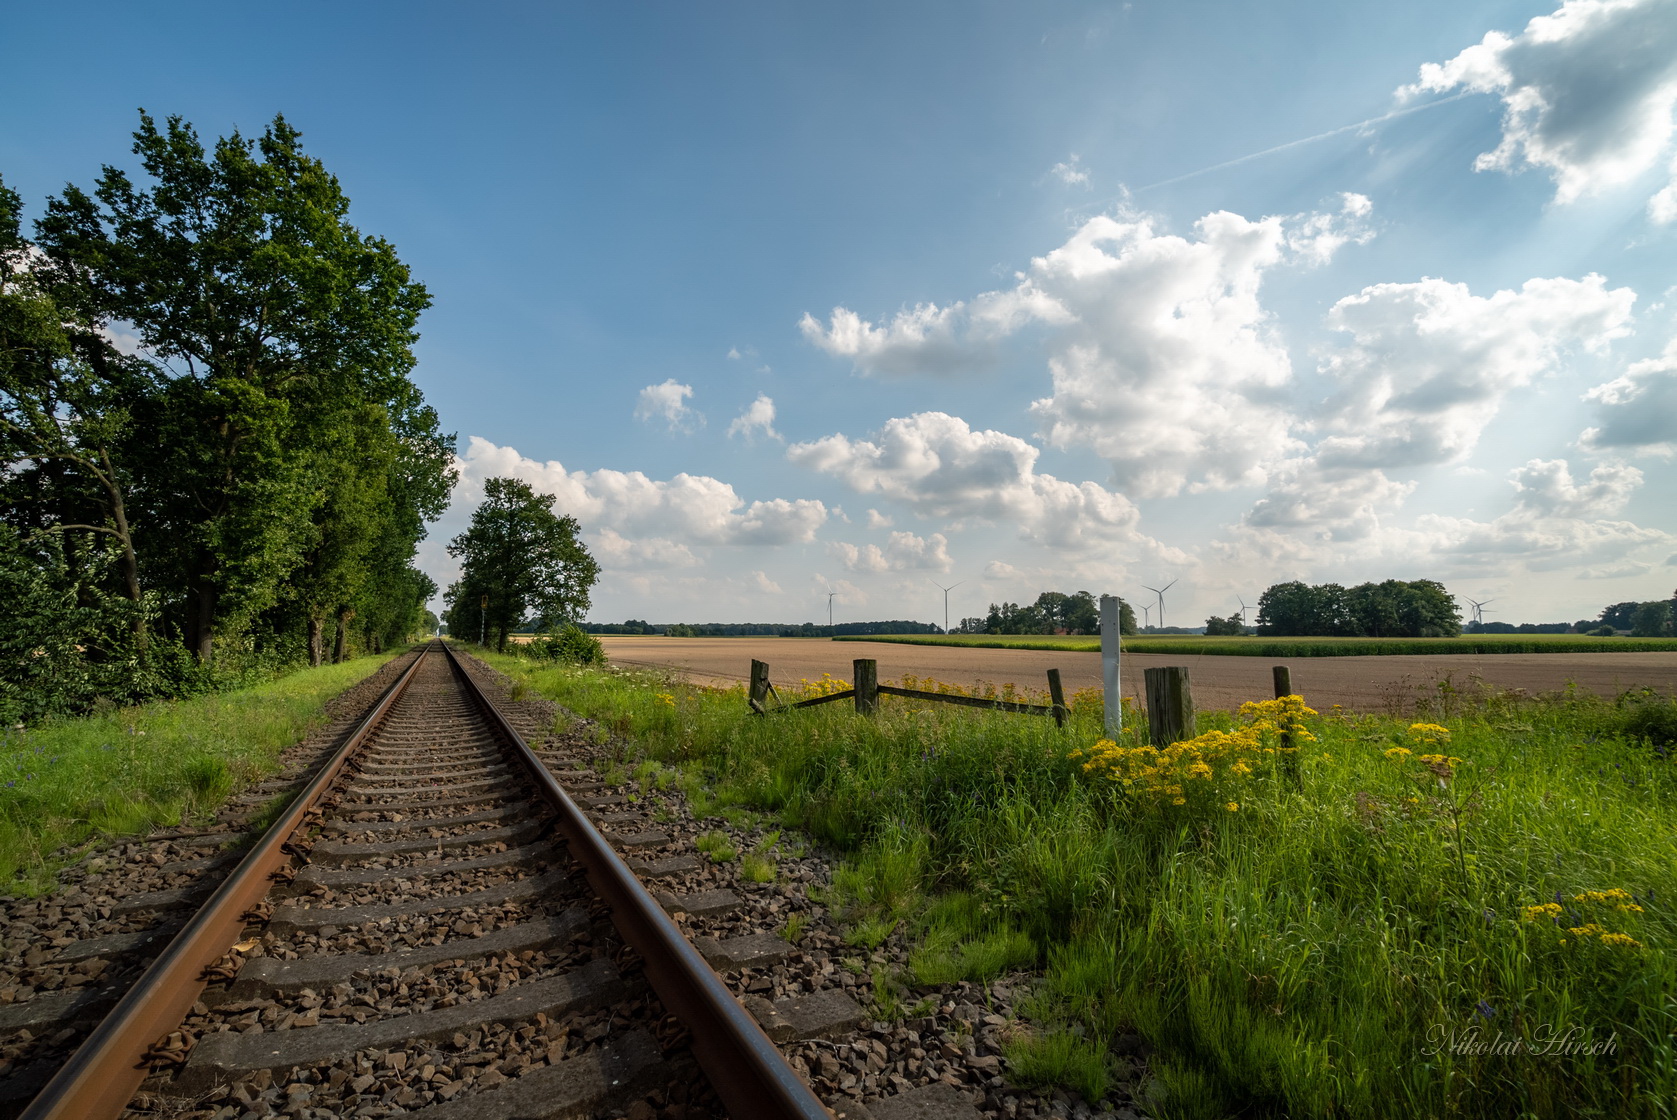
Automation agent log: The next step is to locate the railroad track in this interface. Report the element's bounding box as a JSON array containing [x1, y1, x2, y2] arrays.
[[11, 641, 839, 1120]]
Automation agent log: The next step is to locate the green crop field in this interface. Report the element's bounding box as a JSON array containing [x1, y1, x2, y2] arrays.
[[836, 633, 1677, 657]]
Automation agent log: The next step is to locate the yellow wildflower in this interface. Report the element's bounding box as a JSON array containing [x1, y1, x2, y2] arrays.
[[1522, 903, 1562, 922], [1225, 801, 1240, 812], [1566, 923, 1604, 939], [1385, 747, 1412, 760], [1599, 932, 1643, 949]]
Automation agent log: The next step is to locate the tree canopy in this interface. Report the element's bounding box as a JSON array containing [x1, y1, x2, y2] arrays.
[[1255, 579, 1460, 638], [957, 591, 1135, 636], [1, 113, 453, 722], [442, 477, 600, 652]]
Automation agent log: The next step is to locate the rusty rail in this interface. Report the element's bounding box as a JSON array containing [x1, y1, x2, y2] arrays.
[[19, 644, 432, 1120], [440, 641, 830, 1120]]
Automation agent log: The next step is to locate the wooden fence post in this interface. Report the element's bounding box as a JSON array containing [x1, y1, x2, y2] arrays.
[[854, 658, 879, 715], [1046, 669, 1067, 728], [1273, 664, 1299, 787], [749, 659, 771, 714], [1144, 666, 1195, 746]]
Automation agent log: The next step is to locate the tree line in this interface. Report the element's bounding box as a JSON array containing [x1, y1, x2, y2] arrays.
[[1, 113, 454, 723], [1255, 580, 1459, 638], [955, 591, 1138, 636]]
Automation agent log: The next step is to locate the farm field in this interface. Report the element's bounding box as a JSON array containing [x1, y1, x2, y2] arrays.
[[597, 635, 1677, 713], [839, 632, 1677, 656]]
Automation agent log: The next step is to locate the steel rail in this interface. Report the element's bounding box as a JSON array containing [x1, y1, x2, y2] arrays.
[[19, 643, 433, 1120], [440, 641, 831, 1120]]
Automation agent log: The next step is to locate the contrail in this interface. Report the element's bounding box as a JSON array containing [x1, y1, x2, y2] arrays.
[[1133, 90, 1476, 193]]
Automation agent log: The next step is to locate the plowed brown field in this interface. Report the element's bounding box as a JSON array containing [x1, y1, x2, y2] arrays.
[[598, 636, 1677, 713]]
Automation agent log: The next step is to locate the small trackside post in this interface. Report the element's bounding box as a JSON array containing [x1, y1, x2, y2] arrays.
[[853, 658, 879, 715], [1273, 664, 1299, 787], [1099, 594, 1122, 736], [748, 659, 771, 714], [1047, 668, 1067, 728], [1144, 665, 1195, 746]]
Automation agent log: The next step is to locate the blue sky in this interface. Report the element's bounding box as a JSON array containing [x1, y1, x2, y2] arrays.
[[5, 0, 1676, 627]]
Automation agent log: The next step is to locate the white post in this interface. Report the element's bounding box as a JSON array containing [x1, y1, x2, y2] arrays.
[[1100, 594, 1122, 737]]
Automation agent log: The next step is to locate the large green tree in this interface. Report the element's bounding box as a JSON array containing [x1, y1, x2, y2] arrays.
[[34, 111, 434, 662], [443, 477, 600, 651]]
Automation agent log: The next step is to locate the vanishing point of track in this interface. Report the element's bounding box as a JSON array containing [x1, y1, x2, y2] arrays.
[[19, 641, 828, 1120]]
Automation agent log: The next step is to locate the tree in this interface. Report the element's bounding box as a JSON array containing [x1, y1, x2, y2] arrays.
[[1631, 601, 1673, 638], [443, 477, 600, 651], [1599, 602, 1643, 631], [1204, 614, 1245, 636], [35, 111, 431, 662], [1257, 579, 1456, 637]]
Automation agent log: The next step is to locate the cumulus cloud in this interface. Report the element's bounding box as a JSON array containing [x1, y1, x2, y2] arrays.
[[1402, 0, 1677, 207], [1580, 337, 1677, 453], [787, 411, 1142, 548], [454, 436, 827, 549], [1509, 458, 1642, 516], [727, 393, 781, 442], [1315, 274, 1634, 470], [634, 379, 701, 431], [829, 531, 954, 574], [802, 203, 1370, 496], [1243, 461, 1417, 542]]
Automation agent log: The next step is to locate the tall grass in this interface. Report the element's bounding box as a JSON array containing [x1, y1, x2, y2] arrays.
[[0, 653, 400, 894], [484, 652, 1676, 1119], [839, 633, 1677, 656]]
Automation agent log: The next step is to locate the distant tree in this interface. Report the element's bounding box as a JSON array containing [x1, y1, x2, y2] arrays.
[[1631, 601, 1673, 638], [442, 477, 599, 651], [1599, 602, 1643, 630], [1258, 579, 1455, 637], [1204, 614, 1246, 636]]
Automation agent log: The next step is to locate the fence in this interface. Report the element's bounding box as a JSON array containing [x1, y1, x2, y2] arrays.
[[747, 656, 1303, 750], [748, 658, 1069, 727]]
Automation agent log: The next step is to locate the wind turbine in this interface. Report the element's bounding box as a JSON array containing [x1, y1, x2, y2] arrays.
[[826, 590, 837, 630], [930, 579, 963, 633], [1140, 603, 1152, 630], [1467, 597, 1494, 625], [1142, 579, 1177, 630], [1236, 596, 1249, 625]]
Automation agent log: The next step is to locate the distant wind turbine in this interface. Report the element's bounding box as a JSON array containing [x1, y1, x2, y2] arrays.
[[1467, 597, 1494, 625], [1142, 579, 1177, 630], [930, 580, 963, 634]]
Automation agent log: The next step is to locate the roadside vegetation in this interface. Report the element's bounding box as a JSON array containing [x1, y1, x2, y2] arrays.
[[480, 647, 1676, 1119], [0, 652, 399, 895], [839, 632, 1677, 656]]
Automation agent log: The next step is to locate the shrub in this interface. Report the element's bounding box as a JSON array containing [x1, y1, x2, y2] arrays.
[[528, 624, 606, 665]]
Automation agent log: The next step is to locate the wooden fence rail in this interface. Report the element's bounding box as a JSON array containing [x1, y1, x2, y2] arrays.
[[749, 658, 1067, 727]]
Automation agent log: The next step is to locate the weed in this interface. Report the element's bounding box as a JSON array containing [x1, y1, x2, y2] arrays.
[[694, 830, 737, 863], [740, 852, 776, 883], [1005, 1028, 1109, 1104], [781, 913, 807, 943]]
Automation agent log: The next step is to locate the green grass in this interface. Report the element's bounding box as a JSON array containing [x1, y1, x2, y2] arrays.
[[837, 632, 1677, 656], [0, 652, 402, 894], [479, 649, 1677, 1118]]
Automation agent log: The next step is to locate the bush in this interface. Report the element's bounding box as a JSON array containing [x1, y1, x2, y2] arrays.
[[1590, 625, 1617, 637], [1615, 693, 1677, 749], [528, 624, 606, 665]]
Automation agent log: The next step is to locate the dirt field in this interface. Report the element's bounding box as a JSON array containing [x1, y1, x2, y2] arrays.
[[598, 636, 1677, 713]]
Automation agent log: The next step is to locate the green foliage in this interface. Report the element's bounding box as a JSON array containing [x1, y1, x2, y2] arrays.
[[483, 648, 1677, 1118], [960, 591, 1134, 636], [525, 624, 606, 665], [442, 477, 600, 651], [1630, 600, 1673, 638], [1257, 578, 1461, 638], [0, 651, 397, 893]]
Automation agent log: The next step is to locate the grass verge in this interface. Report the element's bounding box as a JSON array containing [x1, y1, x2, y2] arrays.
[[0, 652, 402, 894], [480, 649, 1676, 1119], [837, 633, 1677, 656]]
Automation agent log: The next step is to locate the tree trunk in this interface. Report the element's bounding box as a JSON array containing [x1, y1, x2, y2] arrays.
[[333, 607, 354, 662], [307, 613, 325, 667], [192, 582, 215, 664]]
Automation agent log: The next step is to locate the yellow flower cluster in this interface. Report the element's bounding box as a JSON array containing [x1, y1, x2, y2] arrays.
[[1071, 694, 1317, 807], [897, 674, 1044, 705], [655, 692, 677, 708], [1407, 722, 1452, 747], [796, 673, 852, 698], [1521, 888, 1645, 949]]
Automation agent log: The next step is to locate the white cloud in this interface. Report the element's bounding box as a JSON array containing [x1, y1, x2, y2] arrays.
[[865, 509, 893, 529], [1402, 0, 1677, 207], [634, 379, 702, 431], [1315, 274, 1635, 470], [829, 531, 954, 574], [1243, 461, 1418, 542], [802, 204, 1370, 497], [1050, 153, 1090, 186], [787, 411, 1142, 548], [726, 393, 782, 442], [1508, 457, 1642, 516], [452, 436, 827, 548], [1580, 337, 1677, 453]]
